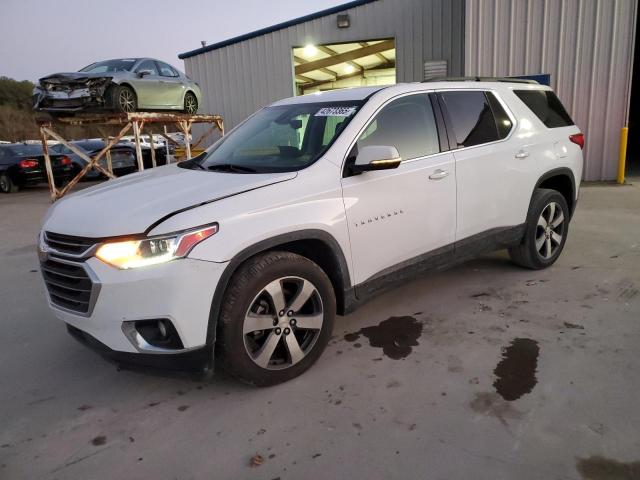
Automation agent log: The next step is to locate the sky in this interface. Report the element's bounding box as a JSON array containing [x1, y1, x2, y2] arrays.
[[0, 0, 346, 82]]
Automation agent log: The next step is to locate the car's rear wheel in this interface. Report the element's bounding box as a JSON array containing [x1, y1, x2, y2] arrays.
[[509, 188, 569, 269], [114, 85, 137, 113], [183, 92, 198, 114], [0, 174, 19, 193], [216, 251, 335, 386]]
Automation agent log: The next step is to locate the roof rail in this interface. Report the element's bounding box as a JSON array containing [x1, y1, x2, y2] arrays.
[[422, 76, 539, 85]]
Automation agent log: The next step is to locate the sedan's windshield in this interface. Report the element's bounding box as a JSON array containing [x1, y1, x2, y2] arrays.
[[194, 101, 364, 173], [79, 59, 137, 73]]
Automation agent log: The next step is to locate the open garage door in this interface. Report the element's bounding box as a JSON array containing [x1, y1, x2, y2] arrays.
[[292, 39, 396, 95]]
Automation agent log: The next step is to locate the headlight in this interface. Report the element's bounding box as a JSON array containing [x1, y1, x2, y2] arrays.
[[95, 224, 218, 269]]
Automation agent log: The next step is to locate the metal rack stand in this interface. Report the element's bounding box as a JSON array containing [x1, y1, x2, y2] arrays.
[[36, 112, 224, 201]]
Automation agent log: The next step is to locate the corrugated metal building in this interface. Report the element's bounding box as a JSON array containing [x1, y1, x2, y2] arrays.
[[179, 0, 638, 181], [466, 0, 637, 180], [180, 0, 465, 127]]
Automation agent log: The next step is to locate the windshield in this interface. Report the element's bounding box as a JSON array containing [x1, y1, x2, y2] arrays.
[[194, 101, 364, 173], [79, 59, 137, 73]]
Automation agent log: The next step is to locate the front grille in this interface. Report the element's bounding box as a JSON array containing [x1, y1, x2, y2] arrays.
[[44, 232, 97, 257], [41, 257, 96, 314]]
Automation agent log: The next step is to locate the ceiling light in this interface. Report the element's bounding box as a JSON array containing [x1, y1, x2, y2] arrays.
[[344, 65, 355, 74], [303, 45, 318, 57]]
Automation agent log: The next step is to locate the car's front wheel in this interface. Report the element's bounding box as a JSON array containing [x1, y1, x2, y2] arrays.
[[183, 92, 198, 114], [113, 85, 137, 113], [509, 188, 570, 269], [216, 251, 335, 386]]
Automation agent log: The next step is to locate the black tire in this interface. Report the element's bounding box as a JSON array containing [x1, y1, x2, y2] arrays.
[[216, 251, 336, 386], [0, 174, 19, 193], [113, 85, 137, 113], [509, 188, 570, 269], [183, 92, 198, 114]]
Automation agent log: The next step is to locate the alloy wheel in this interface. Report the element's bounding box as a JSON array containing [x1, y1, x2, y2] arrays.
[[243, 276, 324, 370], [185, 94, 197, 114], [536, 201, 565, 259], [118, 89, 136, 112], [0, 176, 8, 192]]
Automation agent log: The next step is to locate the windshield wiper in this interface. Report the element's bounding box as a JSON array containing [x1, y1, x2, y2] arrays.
[[207, 164, 257, 173]]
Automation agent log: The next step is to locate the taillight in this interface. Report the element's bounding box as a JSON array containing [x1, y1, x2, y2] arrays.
[[19, 159, 39, 169], [61, 156, 72, 166], [569, 133, 585, 150]]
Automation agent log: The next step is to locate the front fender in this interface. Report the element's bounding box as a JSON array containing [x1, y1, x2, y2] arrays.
[[202, 229, 351, 346]]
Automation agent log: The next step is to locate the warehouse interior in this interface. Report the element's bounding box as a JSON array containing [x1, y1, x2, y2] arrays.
[[292, 39, 396, 95]]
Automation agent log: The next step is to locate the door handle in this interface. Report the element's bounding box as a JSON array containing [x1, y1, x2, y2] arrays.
[[429, 169, 449, 180], [515, 150, 530, 159]]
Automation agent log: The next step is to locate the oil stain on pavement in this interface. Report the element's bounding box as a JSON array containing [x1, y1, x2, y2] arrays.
[[493, 338, 539, 401], [344, 316, 423, 359]]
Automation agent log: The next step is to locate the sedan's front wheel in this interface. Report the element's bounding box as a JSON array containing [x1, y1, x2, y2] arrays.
[[183, 92, 198, 114], [216, 251, 335, 386], [114, 85, 137, 113]]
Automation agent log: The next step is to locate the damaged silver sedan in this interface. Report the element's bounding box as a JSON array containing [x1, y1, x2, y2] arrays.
[[33, 58, 202, 114]]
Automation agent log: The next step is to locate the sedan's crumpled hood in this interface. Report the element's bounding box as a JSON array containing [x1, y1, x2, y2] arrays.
[[43, 165, 297, 237], [39, 72, 113, 84]]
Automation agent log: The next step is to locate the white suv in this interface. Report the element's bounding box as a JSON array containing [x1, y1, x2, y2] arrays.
[[39, 80, 583, 385]]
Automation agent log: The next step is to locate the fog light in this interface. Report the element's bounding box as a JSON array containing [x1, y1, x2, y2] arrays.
[[122, 319, 184, 351]]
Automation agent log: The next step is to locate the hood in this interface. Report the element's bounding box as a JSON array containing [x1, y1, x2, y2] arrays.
[[35, 72, 114, 90], [43, 165, 297, 238], [39, 72, 114, 85]]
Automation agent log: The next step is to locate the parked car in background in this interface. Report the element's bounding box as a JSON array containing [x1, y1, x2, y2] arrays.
[[50, 140, 138, 178], [33, 58, 202, 114], [0, 143, 74, 193], [118, 135, 176, 159], [38, 80, 583, 385]]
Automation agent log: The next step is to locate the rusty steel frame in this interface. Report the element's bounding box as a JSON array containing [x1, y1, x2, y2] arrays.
[[36, 112, 224, 202]]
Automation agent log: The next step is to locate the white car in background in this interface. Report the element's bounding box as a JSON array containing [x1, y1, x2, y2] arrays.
[[38, 79, 583, 385]]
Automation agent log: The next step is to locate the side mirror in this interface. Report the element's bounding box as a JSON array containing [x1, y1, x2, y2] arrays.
[[352, 145, 401, 172], [137, 70, 153, 78]]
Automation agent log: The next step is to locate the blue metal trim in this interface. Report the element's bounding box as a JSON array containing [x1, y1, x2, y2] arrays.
[[178, 0, 380, 59]]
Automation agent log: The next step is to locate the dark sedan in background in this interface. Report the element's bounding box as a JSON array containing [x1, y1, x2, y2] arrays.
[[50, 140, 139, 178], [52, 139, 169, 174], [0, 144, 74, 193]]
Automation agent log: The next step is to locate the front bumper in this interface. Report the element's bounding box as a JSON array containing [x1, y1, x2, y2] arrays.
[[34, 87, 110, 112], [19, 166, 74, 186], [43, 256, 228, 358], [67, 324, 213, 372]]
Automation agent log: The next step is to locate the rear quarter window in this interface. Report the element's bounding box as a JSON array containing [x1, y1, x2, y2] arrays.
[[514, 90, 574, 128]]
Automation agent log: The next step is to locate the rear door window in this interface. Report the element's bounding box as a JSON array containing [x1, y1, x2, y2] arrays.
[[513, 90, 574, 128], [440, 91, 502, 148], [156, 61, 179, 78], [486, 93, 513, 139]]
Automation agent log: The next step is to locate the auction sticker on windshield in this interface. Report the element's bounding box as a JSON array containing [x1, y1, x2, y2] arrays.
[[315, 107, 357, 117]]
